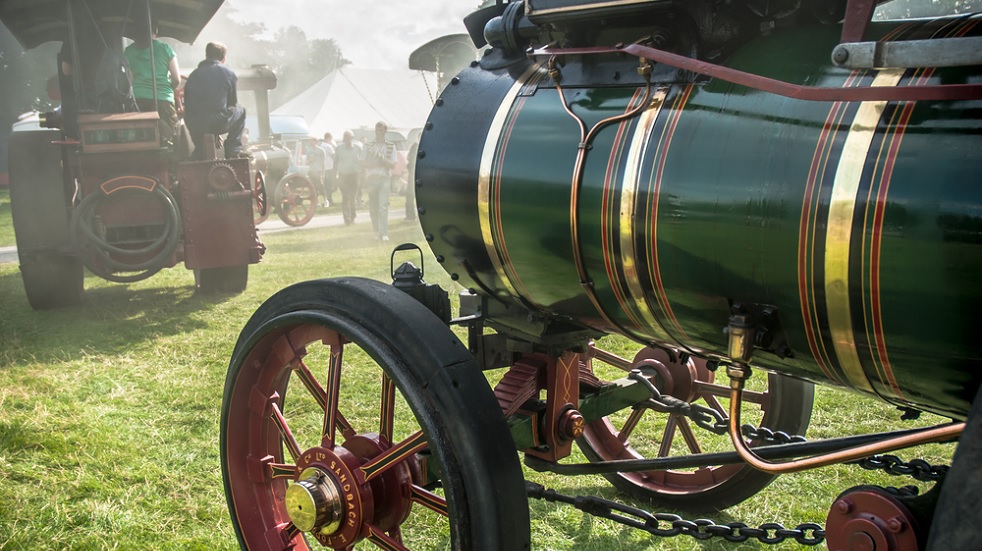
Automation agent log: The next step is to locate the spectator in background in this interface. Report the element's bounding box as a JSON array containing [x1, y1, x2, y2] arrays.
[[318, 132, 336, 207], [405, 140, 418, 221], [304, 137, 327, 207], [124, 18, 181, 142], [363, 121, 398, 241], [184, 41, 247, 158], [334, 130, 362, 225]]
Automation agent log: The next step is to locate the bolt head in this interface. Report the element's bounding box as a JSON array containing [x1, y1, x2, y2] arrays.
[[887, 517, 905, 533]]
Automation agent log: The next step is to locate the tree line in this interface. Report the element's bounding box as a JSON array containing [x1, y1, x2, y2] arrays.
[[0, 2, 346, 137]]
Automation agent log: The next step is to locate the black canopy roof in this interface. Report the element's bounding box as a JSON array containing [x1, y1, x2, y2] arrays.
[[0, 0, 224, 49]]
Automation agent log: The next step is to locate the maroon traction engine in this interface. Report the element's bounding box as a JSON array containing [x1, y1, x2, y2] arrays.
[[2, 0, 267, 310]]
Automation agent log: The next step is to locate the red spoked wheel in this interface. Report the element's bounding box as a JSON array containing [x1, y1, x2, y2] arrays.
[[253, 170, 269, 225], [221, 278, 530, 550], [579, 344, 814, 510], [274, 173, 317, 227]]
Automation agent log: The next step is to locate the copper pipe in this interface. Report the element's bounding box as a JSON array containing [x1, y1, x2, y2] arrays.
[[727, 373, 964, 474], [551, 55, 654, 339]]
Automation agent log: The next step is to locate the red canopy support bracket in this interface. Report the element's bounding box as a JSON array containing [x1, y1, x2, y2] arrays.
[[840, 0, 878, 43]]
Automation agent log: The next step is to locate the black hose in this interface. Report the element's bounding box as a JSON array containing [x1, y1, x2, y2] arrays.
[[70, 184, 182, 283]]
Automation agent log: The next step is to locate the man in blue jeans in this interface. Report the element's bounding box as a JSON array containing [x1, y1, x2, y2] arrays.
[[184, 42, 247, 158]]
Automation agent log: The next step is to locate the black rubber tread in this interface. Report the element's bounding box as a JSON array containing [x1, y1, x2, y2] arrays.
[[221, 277, 531, 550], [926, 383, 982, 550], [8, 129, 84, 309], [194, 265, 248, 294]]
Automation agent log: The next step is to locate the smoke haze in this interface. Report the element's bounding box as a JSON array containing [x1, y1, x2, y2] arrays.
[[203, 0, 474, 70]]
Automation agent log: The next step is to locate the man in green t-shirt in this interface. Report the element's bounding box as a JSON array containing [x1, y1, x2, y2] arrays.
[[124, 20, 181, 142]]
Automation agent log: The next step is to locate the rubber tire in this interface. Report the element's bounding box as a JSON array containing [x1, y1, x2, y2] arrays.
[[194, 265, 248, 294], [8, 129, 84, 309], [926, 383, 982, 550], [578, 372, 814, 511], [221, 277, 531, 550]]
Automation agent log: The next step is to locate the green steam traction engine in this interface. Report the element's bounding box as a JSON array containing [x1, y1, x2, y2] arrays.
[[220, 0, 982, 549]]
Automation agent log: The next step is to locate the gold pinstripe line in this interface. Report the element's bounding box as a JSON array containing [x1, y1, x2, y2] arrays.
[[824, 69, 905, 394], [619, 91, 668, 332], [478, 63, 543, 299]]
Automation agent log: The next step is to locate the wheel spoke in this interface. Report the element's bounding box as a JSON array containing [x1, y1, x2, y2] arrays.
[[411, 485, 449, 517], [677, 416, 703, 454], [619, 407, 645, 444], [322, 347, 343, 448], [366, 524, 409, 551], [696, 381, 768, 404], [293, 336, 355, 440], [266, 521, 301, 548], [269, 399, 303, 462], [657, 414, 678, 457], [380, 374, 396, 443], [360, 431, 427, 482], [702, 394, 728, 419], [268, 462, 296, 479]]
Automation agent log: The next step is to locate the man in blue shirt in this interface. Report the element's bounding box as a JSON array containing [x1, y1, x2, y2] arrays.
[[184, 42, 247, 158]]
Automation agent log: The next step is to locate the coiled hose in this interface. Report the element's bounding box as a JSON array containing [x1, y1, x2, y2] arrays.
[[70, 185, 182, 283]]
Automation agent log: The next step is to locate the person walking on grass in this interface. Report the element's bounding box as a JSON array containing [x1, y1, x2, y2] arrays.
[[363, 121, 397, 241], [334, 130, 362, 226]]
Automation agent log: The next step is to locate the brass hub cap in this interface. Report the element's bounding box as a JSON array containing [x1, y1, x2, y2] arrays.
[[285, 467, 343, 535], [289, 446, 373, 547]]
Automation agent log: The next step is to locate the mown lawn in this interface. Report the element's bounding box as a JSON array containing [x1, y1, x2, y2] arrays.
[[0, 190, 13, 248], [0, 206, 957, 550]]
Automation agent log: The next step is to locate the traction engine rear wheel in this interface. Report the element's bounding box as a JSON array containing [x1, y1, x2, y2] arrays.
[[579, 346, 814, 510], [194, 265, 248, 294], [274, 174, 317, 227], [221, 278, 530, 550], [8, 129, 83, 309], [253, 170, 269, 225]]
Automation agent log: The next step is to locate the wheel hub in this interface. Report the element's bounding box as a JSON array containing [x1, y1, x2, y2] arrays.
[[287, 435, 416, 548], [285, 467, 343, 534], [825, 487, 920, 551], [289, 445, 372, 548], [632, 348, 709, 402]]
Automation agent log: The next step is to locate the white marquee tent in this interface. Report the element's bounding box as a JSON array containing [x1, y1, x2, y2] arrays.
[[271, 67, 437, 138]]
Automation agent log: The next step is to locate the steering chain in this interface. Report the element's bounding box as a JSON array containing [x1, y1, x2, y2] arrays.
[[526, 369, 951, 545], [526, 481, 827, 545]]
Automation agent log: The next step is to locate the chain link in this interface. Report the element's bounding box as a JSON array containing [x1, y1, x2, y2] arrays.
[[848, 453, 949, 482], [628, 370, 729, 434], [526, 481, 826, 546], [741, 424, 808, 445], [609, 370, 950, 545]]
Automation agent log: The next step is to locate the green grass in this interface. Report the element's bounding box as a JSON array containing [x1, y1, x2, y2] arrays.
[[0, 190, 13, 248], [0, 209, 957, 550]]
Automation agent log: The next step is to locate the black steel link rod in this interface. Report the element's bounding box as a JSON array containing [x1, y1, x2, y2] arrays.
[[524, 424, 957, 475]]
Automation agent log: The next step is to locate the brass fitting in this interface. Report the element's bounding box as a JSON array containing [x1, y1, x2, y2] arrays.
[[558, 408, 586, 442], [285, 468, 343, 535], [726, 314, 755, 364]]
